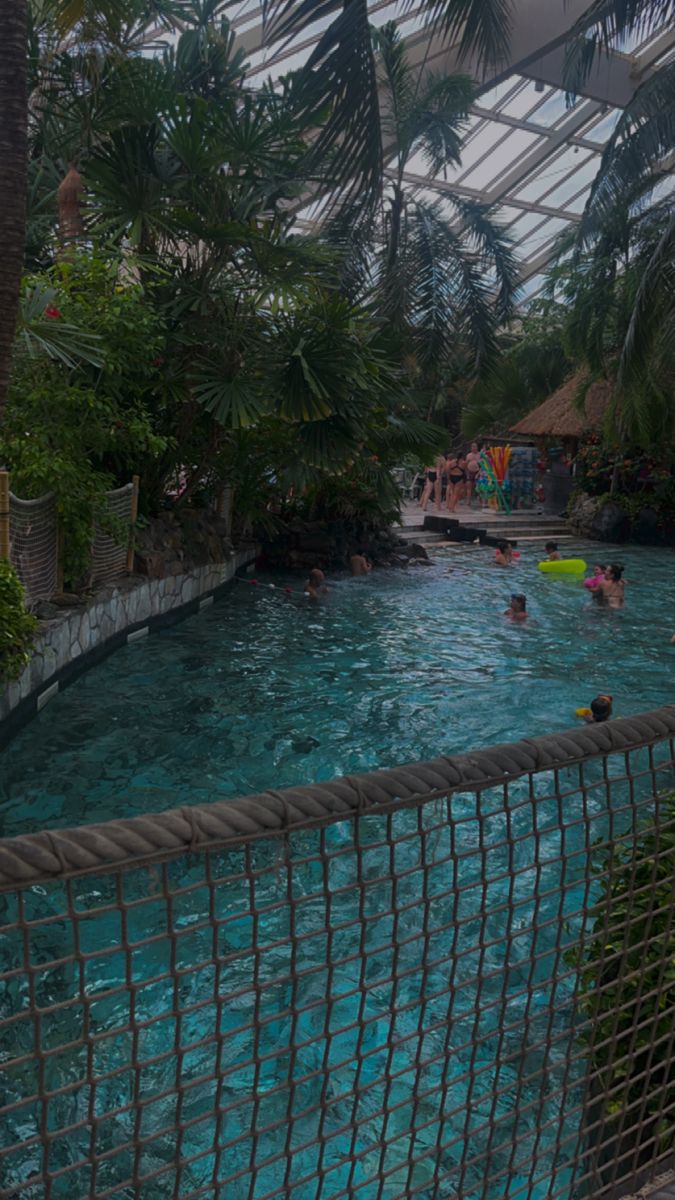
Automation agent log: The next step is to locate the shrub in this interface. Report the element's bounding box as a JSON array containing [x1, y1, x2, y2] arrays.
[[0, 561, 39, 682], [569, 793, 675, 1180]]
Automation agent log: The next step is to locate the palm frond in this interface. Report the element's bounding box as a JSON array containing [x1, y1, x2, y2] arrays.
[[17, 281, 104, 369], [271, 0, 383, 208], [619, 210, 675, 390], [578, 58, 675, 238], [401, 71, 475, 174], [419, 0, 512, 73], [445, 192, 519, 321]]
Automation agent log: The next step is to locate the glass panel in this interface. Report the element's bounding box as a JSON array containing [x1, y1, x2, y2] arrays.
[[528, 90, 575, 128], [583, 109, 622, 144], [543, 154, 600, 207], [516, 217, 571, 257], [519, 273, 547, 301], [458, 129, 544, 189], [511, 147, 595, 203], [500, 81, 554, 120], [505, 212, 549, 243], [476, 77, 522, 110]]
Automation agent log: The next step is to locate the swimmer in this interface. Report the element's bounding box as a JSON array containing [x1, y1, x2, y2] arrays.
[[592, 563, 625, 608], [504, 593, 527, 621], [579, 694, 613, 723], [303, 568, 329, 599], [350, 551, 372, 577], [584, 562, 606, 589], [545, 542, 561, 561], [494, 541, 513, 567]]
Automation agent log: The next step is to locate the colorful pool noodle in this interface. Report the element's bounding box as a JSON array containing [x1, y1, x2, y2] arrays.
[[481, 451, 511, 514]]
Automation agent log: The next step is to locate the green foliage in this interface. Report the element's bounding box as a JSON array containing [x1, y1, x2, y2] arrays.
[[461, 303, 572, 438], [0, 561, 39, 682], [3, 249, 168, 582], [568, 792, 675, 1163]]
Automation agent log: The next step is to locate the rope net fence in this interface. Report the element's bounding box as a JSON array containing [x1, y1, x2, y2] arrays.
[[8, 491, 59, 607], [91, 482, 135, 587], [1, 708, 674, 1200]]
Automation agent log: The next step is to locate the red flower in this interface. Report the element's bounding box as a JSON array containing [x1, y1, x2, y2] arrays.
[[152, 355, 164, 367], [44, 306, 62, 319]]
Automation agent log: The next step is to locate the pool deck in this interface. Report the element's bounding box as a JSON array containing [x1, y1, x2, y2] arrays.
[[396, 499, 575, 549]]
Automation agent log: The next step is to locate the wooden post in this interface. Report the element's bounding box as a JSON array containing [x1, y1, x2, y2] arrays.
[[127, 475, 140, 572], [0, 471, 10, 561]]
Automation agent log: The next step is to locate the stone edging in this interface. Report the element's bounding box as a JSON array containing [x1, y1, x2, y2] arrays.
[[0, 549, 256, 749]]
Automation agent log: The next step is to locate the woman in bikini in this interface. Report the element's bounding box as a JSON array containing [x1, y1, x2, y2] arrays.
[[592, 563, 626, 608], [446, 454, 467, 512], [419, 464, 438, 512]]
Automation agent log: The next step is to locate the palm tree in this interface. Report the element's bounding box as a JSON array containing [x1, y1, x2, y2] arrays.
[[0, 0, 28, 419], [325, 23, 518, 413], [251, 0, 513, 204]]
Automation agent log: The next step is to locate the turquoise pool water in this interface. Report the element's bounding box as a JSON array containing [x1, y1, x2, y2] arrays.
[[1, 542, 673, 836], [1, 542, 674, 1199]]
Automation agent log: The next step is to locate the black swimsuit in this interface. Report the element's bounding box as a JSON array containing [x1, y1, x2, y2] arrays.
[[427, 471, 437, 483], [448, 470, 466, 484]]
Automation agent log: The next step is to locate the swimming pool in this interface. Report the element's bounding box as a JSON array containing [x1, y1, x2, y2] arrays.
[[1, 542, 674, 1200], [1, 542, 673, 837]]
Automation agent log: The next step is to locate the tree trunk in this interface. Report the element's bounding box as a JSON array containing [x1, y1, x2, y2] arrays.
[[0, 0, 28, 420]]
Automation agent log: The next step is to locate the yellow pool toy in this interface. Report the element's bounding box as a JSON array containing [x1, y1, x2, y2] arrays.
[[575, 707, 592, 719], [538, 558, 587, 574]]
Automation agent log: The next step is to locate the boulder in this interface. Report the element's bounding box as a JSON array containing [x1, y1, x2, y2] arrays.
[[591, 501, 630, 543]]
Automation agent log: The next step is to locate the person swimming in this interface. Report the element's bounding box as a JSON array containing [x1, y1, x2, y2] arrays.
[[578, 694, 613, 723], [591, 563, 625, 608], [350, 552, 372, 577], [505, 593, 527, 621], [545, 542, 561, 561], [304, 568, 329, 599], [494, 541, 513, 567]]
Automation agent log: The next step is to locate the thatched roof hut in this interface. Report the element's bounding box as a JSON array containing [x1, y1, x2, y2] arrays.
[[510, 371, 612, 438]]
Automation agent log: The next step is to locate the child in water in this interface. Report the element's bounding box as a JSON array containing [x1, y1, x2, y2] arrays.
[[494, 541, 514, 567], [545, 542, 561, 561], [505, 593, 527, 621], [578, 694, 613, 723], [584, 563, 606, 590]]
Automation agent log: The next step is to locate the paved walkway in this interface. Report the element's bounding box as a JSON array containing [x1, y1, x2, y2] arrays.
[[398, 499, 571, 532]]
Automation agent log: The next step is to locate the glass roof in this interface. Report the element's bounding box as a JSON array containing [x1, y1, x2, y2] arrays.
[[231, 1, 675, 301]]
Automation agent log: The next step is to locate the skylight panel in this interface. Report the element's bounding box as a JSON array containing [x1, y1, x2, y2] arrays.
[[476, 78, 522, 110], [511, 147, 595, 204], [528, 90, 575, 129], [543, 154, 601, 207], [515, 217, 571, 257], [582, 109, 622, 144], [500, 81, 555, 120], [458, 129, 544, 189]]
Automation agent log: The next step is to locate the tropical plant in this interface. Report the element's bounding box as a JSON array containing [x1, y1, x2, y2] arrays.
[[0, 560, 38, 681], [0, 0, 29, 418], [544, 197, 674, 447], [247, 0, 513, 205], [461, 302, 572, 438], [324, 22, 518, 423], [567, 790, 675, 1186], [2, 250, 168, 581]]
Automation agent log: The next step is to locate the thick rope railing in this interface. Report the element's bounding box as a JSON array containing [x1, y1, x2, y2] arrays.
[[91, 481, 135, 586], [1, 705, 673, 888], [8, 489, 59, 605]]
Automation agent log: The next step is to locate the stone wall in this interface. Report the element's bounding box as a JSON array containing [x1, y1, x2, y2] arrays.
[[568, 491, 675, 546], [0, 549, 254, 744]]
